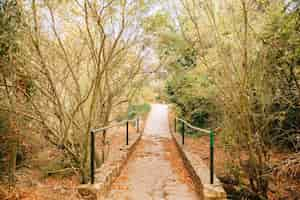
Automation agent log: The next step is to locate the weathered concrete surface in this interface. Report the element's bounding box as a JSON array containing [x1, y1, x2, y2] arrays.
[[106, 104, 200, 200], [77, 129, 141, 200], [172, 130, 227, 200]]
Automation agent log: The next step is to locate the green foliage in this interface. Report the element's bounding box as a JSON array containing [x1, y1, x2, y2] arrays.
[[159, 35, 197, 71], [262, 7, 300, 150], [190, 109, 209, 128], [0, 0, 25, 184], [166, 72, 218, 130], [127, 103, 151, 119], [24, 78, 36, 99], [142, 10, 197, 70], [142, 12, 172, 33], [144, 11, 210, 128], [173, 47, 197, 69], [0, 0, 22, 68], [151, 1, 300, 198], [148, 12, 218, 130]]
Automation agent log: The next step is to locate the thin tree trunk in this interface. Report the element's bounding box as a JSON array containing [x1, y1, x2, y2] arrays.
[[8, 135, 17, 188]]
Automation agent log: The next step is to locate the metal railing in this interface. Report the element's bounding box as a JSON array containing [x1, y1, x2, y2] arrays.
[[90, 117, 140, 184], [174, 117, 215, 184]]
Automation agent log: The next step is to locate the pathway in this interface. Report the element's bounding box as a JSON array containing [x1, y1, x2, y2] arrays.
[[106, 104, 200, 200]]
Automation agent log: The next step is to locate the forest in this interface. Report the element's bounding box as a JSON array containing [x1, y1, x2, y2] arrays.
[[0, 0, 299, 200]]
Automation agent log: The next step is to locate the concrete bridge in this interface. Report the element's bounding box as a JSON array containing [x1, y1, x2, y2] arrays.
[[79, 104, 226, 200]]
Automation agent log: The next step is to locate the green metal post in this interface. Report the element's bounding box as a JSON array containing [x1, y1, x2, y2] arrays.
[[102, 130, 106, 163], [136, 117, 140, 133], [90, 130, 95, 184], [210, 130, 214, 184], [181, 121, 185, 145], [126, 121, 129, 145]]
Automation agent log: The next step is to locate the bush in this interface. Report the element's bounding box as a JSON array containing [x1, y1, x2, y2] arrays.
[[127, 103, 151, 119], [165, 73, 219, 130], [262, 6, 300, 151]]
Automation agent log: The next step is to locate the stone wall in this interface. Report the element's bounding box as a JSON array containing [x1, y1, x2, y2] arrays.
[[171, 133, 227, 200], [77, 132, 142, 200]]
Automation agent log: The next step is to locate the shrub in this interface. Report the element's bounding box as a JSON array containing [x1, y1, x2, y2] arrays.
[[127, 103, 151, 119], [262, 6, 300, 151]]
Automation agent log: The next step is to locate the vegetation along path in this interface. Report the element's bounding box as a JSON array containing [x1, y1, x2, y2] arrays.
[[106, 104, 200, 200]]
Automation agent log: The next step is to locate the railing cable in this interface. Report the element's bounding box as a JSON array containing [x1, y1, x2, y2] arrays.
[[90, 117, 140, 184], [174, 117, 216, 184]]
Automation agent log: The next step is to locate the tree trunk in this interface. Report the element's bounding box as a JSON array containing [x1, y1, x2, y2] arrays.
[[8, 138, 17, 188]]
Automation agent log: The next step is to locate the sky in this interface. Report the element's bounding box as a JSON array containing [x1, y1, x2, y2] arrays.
[[285, 0, 300, 12]]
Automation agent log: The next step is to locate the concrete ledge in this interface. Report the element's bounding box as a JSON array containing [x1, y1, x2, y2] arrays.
[[171, 133, 227, 200], [78, 132, 142, 200]]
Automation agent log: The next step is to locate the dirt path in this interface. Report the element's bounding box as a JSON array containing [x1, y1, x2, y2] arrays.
[[106, 104, 200, 200]]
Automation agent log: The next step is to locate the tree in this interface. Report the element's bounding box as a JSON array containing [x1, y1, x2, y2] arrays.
[[0, 0, 149, 183], [160, 0, 300, 198], [145, 0, 298, 198], [0, 0, 24, 186]]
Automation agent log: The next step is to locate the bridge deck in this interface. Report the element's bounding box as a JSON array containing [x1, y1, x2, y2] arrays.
[[106, 104, 200, 200]]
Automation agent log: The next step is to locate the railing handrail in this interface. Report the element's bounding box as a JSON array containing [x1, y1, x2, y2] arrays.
[[176, 117, 211, 134], [90, 116, 140, 184], [92, 117, 139, 133], [174, 116, 216, 184]]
